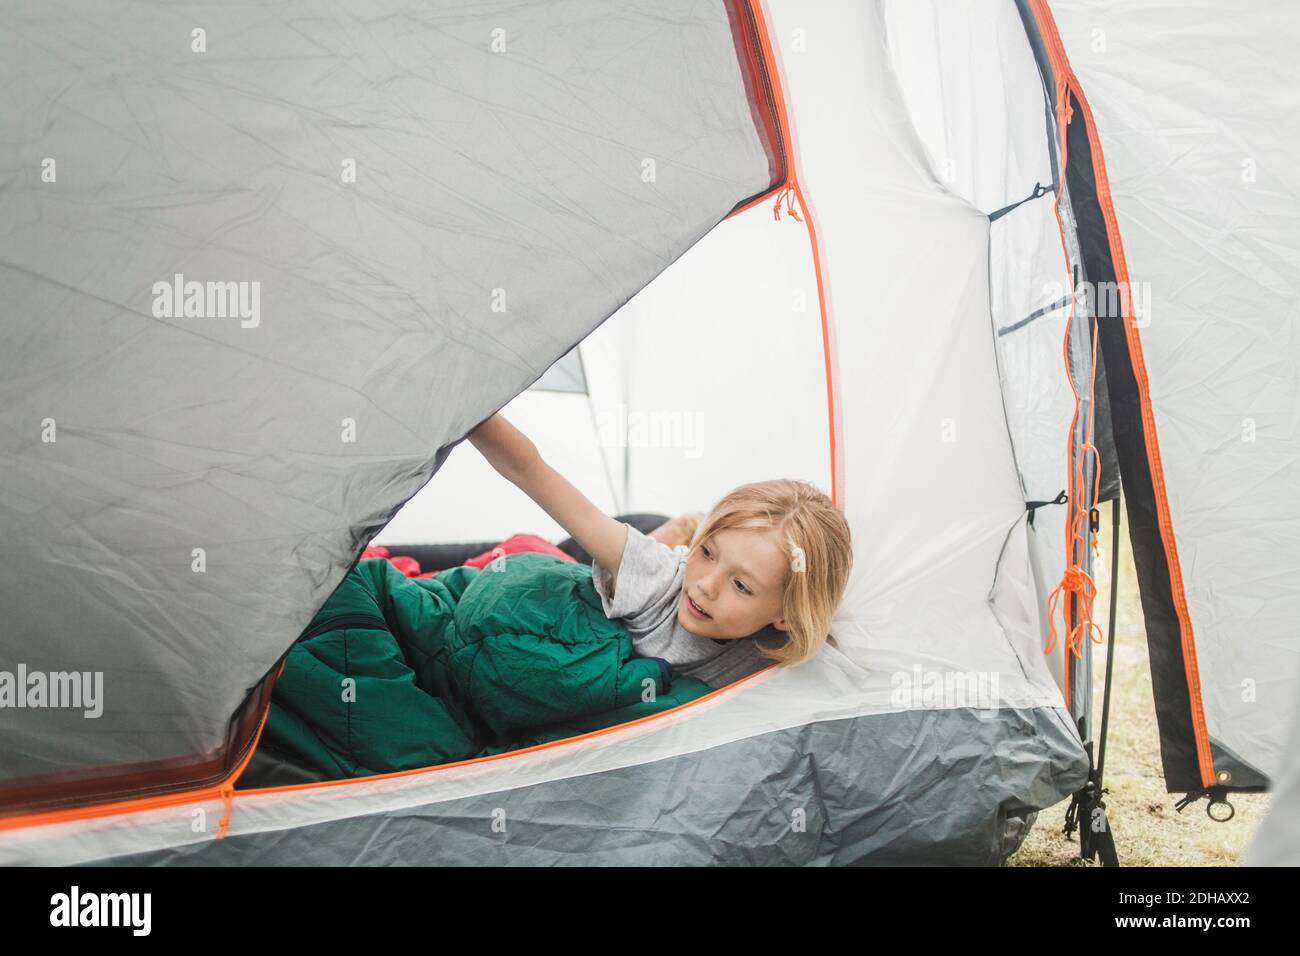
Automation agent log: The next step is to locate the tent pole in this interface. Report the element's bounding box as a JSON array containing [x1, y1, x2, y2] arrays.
[[1096, 497, 1120, 788], [1063, 496, 1121, 865]]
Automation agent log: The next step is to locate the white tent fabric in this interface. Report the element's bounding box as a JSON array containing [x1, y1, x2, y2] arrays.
[[374, 386, 624, 544], [1050, 0, 1300, 791]]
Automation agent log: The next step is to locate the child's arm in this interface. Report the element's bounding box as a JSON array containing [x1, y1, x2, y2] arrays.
[[468, 413, 629, 589]]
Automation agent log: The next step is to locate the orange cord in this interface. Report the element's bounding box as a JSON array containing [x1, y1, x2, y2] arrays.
[[772, 184, 802, 221], [1044, 75, 1105, 665], [215, 782, 235, 840]]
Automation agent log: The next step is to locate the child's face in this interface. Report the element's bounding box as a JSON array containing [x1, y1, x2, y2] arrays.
[[677, 526, 790, 641]]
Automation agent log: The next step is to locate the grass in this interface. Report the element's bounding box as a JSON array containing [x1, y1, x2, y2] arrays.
[[1006, 495, 1272, 866]]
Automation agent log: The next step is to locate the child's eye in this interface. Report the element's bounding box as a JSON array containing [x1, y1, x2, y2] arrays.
[[702, 545, 713, 559], [735, 580, 750, 595]]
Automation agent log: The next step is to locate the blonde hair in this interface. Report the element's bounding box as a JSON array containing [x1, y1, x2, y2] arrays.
[[684, 479, 853, 667]]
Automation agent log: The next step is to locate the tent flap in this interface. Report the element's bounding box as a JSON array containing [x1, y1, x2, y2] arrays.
[[0, 0, 782, 813]]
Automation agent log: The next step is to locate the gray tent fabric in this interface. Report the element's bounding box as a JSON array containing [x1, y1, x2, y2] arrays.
[[0, 0, 778, 807], [92, 707, 1087, 866]]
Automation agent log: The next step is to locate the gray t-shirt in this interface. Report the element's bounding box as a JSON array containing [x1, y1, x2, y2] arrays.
[[590, 522, 783, 690]]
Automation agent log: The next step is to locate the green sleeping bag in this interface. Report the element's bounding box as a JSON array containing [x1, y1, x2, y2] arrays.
[[260, 553, 711, 779]]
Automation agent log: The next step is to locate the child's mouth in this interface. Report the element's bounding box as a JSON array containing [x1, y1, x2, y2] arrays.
[[686, 595, 711, 620]]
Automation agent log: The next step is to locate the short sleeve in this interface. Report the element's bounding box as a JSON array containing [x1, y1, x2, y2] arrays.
[[590, 523, 684, 629]]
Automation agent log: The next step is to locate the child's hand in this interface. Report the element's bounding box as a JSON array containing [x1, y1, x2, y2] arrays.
[[469, 412, 630, 583]]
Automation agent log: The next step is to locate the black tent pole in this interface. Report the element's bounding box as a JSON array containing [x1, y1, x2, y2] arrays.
[[1084, 498, 1122, 865], [1096, 497, 1121, 789], [1063, 496, 1121, 865]]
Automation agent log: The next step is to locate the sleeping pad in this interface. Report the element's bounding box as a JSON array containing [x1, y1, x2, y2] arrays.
[[259, 553, 712, 779]]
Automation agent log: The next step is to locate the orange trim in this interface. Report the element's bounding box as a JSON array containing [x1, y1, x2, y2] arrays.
[[779, 180, 840, 510], [216, 783, 235, 840], [719, 1, 841, 508], [1, 658, 780, 833], [0, 652, 279, 819], [0, 0, 839, 842], [0, 659, 283, 835], [722, 0, 784, 193], [187, 662, 780, 800], [746, 0, 841, 509], [1027, 0, 1213, 787]]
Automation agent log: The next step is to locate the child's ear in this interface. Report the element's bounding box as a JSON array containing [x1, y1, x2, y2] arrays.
[[772, 616, 789, 633]]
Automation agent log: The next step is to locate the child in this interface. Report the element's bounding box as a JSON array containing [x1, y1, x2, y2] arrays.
[[468, 413, 853, 689]]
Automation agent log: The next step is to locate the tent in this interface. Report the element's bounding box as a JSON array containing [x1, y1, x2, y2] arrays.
[[1, 0, 1295, 866]]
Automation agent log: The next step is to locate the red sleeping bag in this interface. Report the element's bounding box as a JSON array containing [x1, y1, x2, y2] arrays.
[[361, 533, 577, 578]]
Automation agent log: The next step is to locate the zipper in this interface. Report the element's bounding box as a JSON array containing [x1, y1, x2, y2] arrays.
[[740, 2, 786, 184]]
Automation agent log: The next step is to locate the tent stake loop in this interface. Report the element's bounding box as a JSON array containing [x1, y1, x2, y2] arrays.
[[1173, 786, 1236, 822]]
